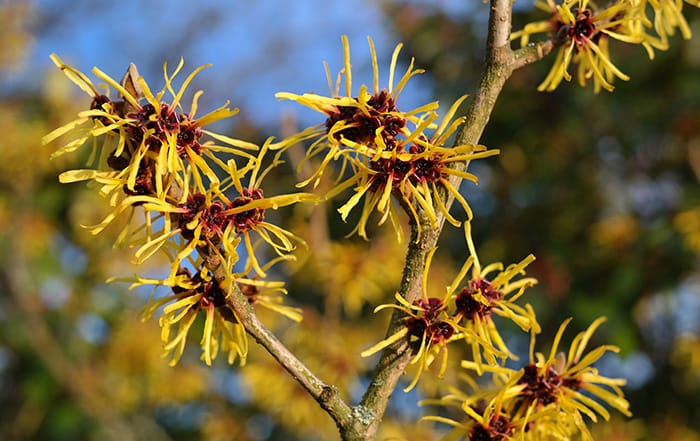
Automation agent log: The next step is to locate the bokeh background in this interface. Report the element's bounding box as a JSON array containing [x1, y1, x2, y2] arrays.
[[2, 1, 700, 440]]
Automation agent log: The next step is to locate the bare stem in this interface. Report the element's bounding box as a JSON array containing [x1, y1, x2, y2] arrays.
[[195, 243, 354, 433], [457, 0, 514, 146], [512, 39, 556, 71]]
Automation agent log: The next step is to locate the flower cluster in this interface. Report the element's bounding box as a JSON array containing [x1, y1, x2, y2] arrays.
[[425, 317, 631, 441], [135, 259, 302, 366], [139, 267, 247, 366], [44, 57, 314, 364], [277, 36, 498, 241], [361, 226, 540, 391], [44, 55, 259, 200], [513, 0, 700, 92]]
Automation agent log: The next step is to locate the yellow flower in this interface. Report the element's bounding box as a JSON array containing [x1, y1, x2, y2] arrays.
[[76, 136, 315, 370], [640, 0, 698, 52], [132, 137, 317, 284], [42, 55, 265, 275], [422, 376, 528, 441], [277, 37, 498, 241], [361, 248, 463, 391], [61, 136, 316, 289], [361, 227, 539, 390], [459, 317, 631, 441], [335, 96, 497, 241], [74, 181, 240, 289], [513, 0, 568, 48], [513, 0, 647, 92], [518, 317, 631, 440], [139, 267, 248, 367], [448, 223, 541, 373], [219, 137, 319, 277], [276, 35, 438, 188], [43, 54, 258, 201], [126, 249, 302, 367]]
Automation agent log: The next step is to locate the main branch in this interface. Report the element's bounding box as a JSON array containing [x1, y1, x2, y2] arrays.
[[346, 1, 557, 440], [195, 243, 354, 433]]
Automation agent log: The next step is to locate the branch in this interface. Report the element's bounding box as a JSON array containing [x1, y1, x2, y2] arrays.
[[345, 219, 440, 440], [457, 0, 514, 146], [347, 1, 537, 439], [490, 0, 513, 49], [512, 39, 556, 71], [459, 1, 558, 144], [197, 243, 355, 433]]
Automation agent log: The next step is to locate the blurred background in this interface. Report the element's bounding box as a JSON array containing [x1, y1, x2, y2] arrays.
[[2, 0, 700, 440]]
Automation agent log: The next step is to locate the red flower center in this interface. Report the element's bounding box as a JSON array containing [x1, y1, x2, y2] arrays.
[[325, 89, 405, 150], [406, 298, 454, 346], [455, 278, 503, 321], [570, 8, 597, 48], [229, 188, 265, 233]]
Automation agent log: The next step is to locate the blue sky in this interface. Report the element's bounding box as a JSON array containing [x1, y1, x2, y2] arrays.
[[15, 0, 449, 129]]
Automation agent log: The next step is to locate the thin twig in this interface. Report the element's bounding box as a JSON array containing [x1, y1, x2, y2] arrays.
[[198, 244, 355, 433]]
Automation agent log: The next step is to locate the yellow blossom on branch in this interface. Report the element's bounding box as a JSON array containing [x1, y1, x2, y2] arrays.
[[139, 267, 248, 367], [450, 223, 541, 372], [334, 95, 497, 241], [278, 36, 496, 241], [220, 137, 319, 277], [127, 136, 317, 284], [276, 35, 438, 188], [361, 248, 464, 391], [41, 55, 263, 272], [421, 375, 530, 441], [456, 317, 631, 441], [122, 254, 302, 366], [513, 0, 649, 92], [43, 54, 258, 202], [45, 57, 317, 367], [361, 227, 540, 390]]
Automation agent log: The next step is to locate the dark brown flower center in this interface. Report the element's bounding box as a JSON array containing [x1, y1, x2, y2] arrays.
[[570, 8, 597, 48], [455, 279, 504, 321], [468, 414, 513, 441], [406, 298, 454, 346], [325, 89, 405, 150], [518, 363, 569, 406], [229, 188, 265, 233]]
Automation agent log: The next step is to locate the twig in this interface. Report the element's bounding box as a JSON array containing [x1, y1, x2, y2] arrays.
[[198, 244, 355, 433]]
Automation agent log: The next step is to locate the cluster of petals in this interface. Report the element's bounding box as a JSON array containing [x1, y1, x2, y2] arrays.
[[361, 225, 540, 391], [425, 317, 630, 441], [513, 0, 700, 92], [277, 36, 497, 241], [44, 56, 315, 365]]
